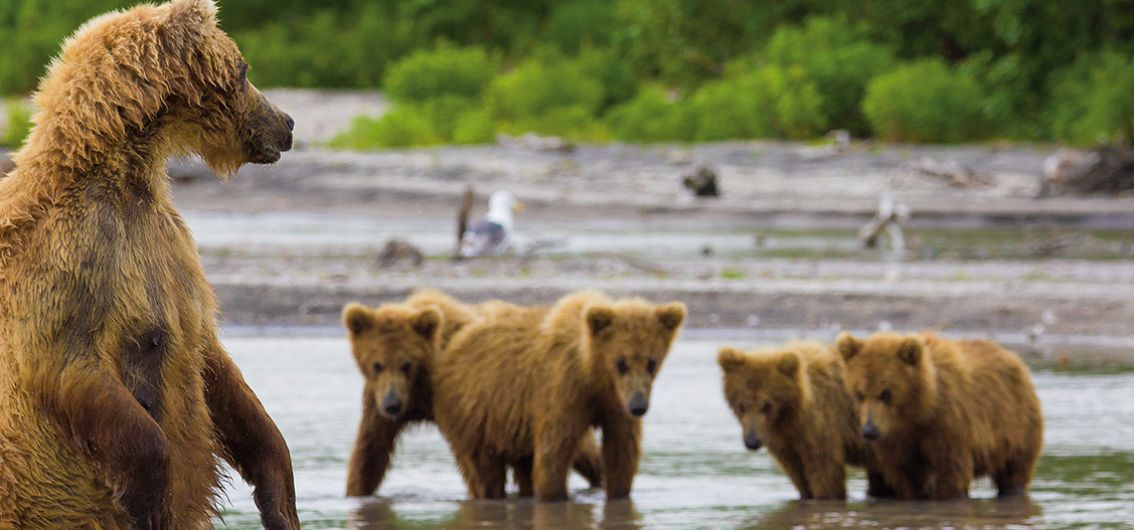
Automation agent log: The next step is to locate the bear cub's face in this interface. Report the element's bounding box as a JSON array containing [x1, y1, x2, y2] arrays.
[[718, 348, 805, 451], [837, 332, 926, 441], [585, 301, 686, 418], [343, 303, 442, 421]]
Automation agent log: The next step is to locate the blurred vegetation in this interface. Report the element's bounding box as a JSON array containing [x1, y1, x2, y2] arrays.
[[4, 0, 1134, 146], [2, 99, 31, 148]]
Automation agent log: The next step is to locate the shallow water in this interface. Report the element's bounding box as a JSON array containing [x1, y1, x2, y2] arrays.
[[215, 336, 1134, 529]]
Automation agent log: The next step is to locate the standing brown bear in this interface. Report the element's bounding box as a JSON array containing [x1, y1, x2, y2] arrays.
[[342, 291, 602, 498], [837, 332, 1043, 500], [433, 290, 686, 501], [718, 341, 891, 500], [0, 1, 298, 528]]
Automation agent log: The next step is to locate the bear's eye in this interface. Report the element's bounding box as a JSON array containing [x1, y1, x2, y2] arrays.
[[615, 357, 629, 375], [879, 389, 893, 404], [855, 391, 865, 402], [761, 401, 773, 414], [372, 362, 384, 373], [736, 403, 747, 414], [646, 358, 658, 375], [401, 362, 413, 375]]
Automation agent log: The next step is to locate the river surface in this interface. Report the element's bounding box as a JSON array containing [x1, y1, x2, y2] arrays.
[[214, 335, 1134, 529]]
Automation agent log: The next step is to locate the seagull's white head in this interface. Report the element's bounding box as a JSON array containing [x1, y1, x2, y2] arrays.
[[487, 191, 523, 226]]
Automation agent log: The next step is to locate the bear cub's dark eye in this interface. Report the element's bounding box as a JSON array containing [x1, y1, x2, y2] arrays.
[[646, 358, 658, 375], [855, 391, 865, 402], [761, 401, 773, 414], [401, 362, 413, 375], [372, 362, 384, 373], [615, 357, 629, 375], [879, 389, 893, 404]]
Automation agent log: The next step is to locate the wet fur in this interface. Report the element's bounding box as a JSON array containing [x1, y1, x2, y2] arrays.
[[838, 332, 1043, 500], [0, 1, 296, 528], [343, 291, 602, 497], [718, 341, 891, 500], [432, 290, 685, 501]]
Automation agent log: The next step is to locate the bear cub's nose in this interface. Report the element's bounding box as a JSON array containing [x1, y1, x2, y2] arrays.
[[862, 422, 880, 441], [628, 393, 649, 417], [744, 431, 762, 451], [382, 394, 403, 416]]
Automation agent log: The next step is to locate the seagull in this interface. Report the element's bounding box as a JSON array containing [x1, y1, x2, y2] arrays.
[[459, 191, 524, 257]]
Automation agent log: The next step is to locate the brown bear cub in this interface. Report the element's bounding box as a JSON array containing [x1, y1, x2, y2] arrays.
[[838, 332, 1043, 500], [433, 290, 686, 501], [343, 291, 602, 497], [0, 1, 297, 528], [718, 341, 891, 500]]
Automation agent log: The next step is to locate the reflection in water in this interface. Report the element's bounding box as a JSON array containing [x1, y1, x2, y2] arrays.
[[742, 496, 1042, 529], [346, 498, 642, 529], [216, 337, 1134, 529]]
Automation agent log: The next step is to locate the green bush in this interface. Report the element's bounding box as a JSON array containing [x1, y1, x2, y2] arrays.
[[236, 7, 403, 88], [2, 100, 32, 148], [605, 87, 693, 142], [487, 58, 604, 124], [452, 109, 497, 145], [546, 0, 617, 54], [572, 47, 640, 110], [384, 45, 497, 104], [503, 105, 610, 142], [329, 108, 440, 149], [863, 60, 987, 143], [687, 66, 827, 141], [763, 16, 895, 135], [1048, 51, 1134, 145]]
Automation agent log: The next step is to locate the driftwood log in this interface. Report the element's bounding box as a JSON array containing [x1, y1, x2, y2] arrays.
[[453, 184, 475, 260], [859, 190, 909, 252], [1041, 145, 1134, 196]]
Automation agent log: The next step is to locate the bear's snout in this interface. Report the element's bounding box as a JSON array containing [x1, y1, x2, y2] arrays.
[[381, 393, 404, 418], [628, 392, 649, 417], [862, 420, 880, 441], [743, 430, 762, 451]]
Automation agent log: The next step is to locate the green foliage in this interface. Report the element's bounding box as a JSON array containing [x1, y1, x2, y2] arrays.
[[687, 66, 827, 141], [863, 60, 987, 143], [488, 58, 604, 124], [451, 109, 497, 145], [384, 46, 496, 104], [1048, 51, 1134, 145], [329, 109, 440, 150], [2, 100, 32, 148], [605, 87, 692, 142], [763, 16, 895, 135]]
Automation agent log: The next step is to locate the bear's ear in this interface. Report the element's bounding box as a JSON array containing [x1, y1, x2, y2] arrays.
[[836, 332, 862, 361], [778, 352, 800, 377], [342, 303, 373, 335], [412, 308, 442, 342], [586, 305, 616, 337], [897, 337, 922, 366], [169, 0, 218, 21], [717, 347, 745, 372], [655, 302, 687, 331]]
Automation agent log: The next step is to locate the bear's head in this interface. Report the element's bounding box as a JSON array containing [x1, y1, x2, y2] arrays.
[[837, 332, 937, 442], [343, 303, 442, 421], [717, 346, 810, 451], [584, 299, 686, 418], [27, 0, 292, 176]]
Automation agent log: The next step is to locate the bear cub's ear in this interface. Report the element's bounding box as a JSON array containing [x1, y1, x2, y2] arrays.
[[836, 332, 862, 361], [778, 352, 800, 377], [586, 305, 616, 336], [412, 308, 442, 342], [656, 302, 687, 331], [897, 336, 923, 366], [717, 347, 745, 372], [342, 303, 373, 335]]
